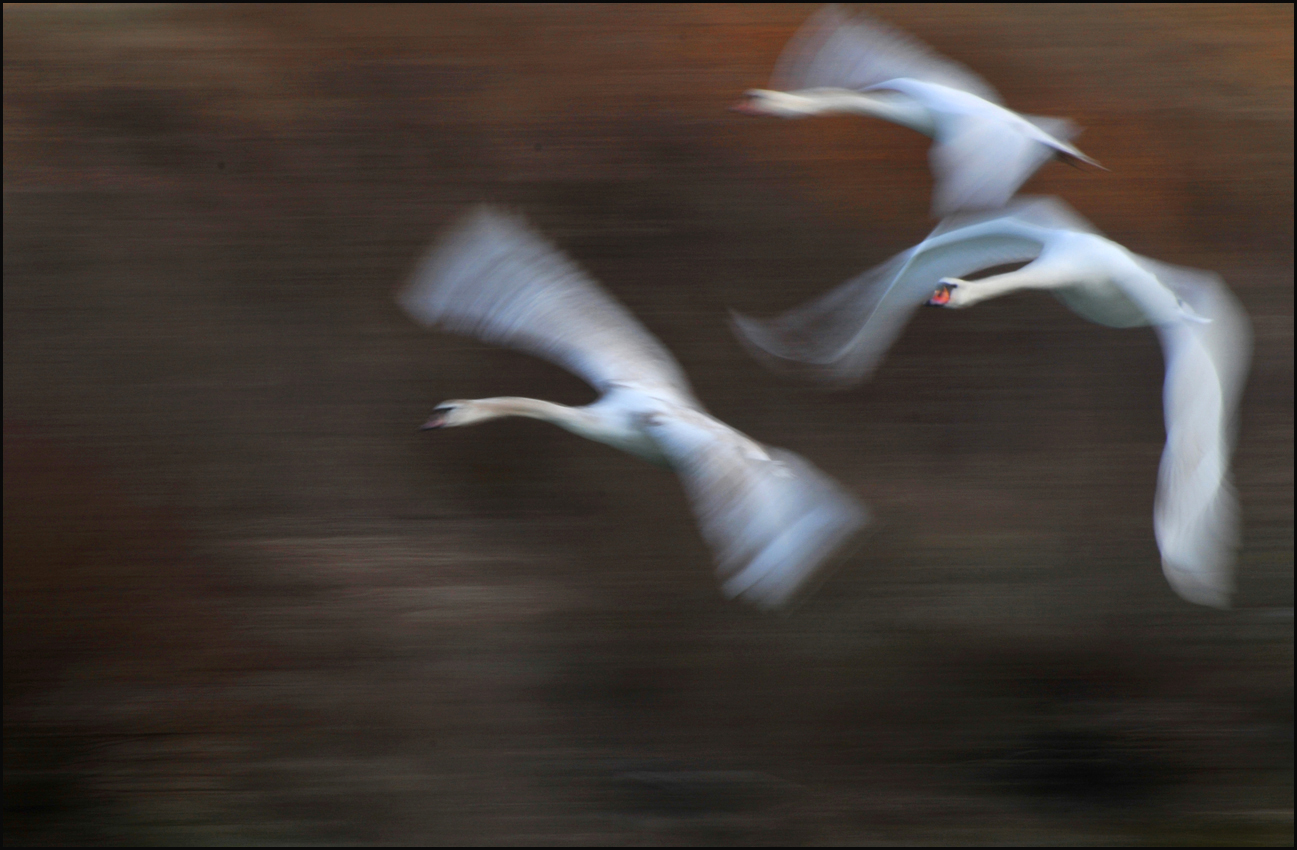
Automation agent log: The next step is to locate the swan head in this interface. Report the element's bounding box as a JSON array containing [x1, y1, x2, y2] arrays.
[[926, 279, 968, 308], [419, 400, 490, 430], [731, 89, 823, 118]]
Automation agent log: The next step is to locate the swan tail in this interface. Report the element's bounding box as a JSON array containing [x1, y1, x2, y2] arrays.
[[1023, 114, 1104, 170]]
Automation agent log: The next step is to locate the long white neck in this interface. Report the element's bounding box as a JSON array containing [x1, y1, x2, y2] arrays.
[[458, 396, 594, 432], [453, 396, 671, 466], [800, 89, 937, 135]]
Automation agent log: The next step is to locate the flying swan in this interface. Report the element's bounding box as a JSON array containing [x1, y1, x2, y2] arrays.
[[398, 207, 867, 610], [731, 197, 1251, 608], [733, 5, 1102, 216]]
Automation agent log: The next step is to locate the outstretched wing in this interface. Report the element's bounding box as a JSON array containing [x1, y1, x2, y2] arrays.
[[1146, 261, 1251, 608], [993, 195, 1101, 235], [731, 200, 1069, 386], [772, 5, 1001, 104], [730, 249, 925, 387], [646, 409, 868, 610], [399, 207, 697, 405]]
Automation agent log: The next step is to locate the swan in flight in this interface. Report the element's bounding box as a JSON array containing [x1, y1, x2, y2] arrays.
[[398, 207, 867, 610], [731, 197, 1251, 608], [733, 5, 1102, 216]]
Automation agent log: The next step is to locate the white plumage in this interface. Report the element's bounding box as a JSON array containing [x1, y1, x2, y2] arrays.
[[735, 5, 1101, 216], [731, 197, 1251, 608], [400, 207, 867, 610]]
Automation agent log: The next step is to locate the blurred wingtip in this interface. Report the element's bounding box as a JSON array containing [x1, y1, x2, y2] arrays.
[[1162, 557, 1234, 610], [728, 307, 773, 349], [775, 503, 873, 615], [396, 204, 535, 328], [728, 308, 795, 368], [730, 306, 874, 390], [725, 496, 872, 613]]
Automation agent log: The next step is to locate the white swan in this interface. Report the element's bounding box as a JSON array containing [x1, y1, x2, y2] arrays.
[[731, 197, 1251, 608], [733, 5, 1102, 216], [398, 207, 867, 610]]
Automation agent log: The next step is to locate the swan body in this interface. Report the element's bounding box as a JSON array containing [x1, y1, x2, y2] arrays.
[[735, 6, 1101, 216], [731, 197, 1251, 608], [400, 208, 867, 610]]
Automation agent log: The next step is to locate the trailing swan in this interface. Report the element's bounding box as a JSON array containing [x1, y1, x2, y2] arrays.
[[733, 5, 1102, 216], [731, 197, 1251, 608], [399, 207, 867, 610]]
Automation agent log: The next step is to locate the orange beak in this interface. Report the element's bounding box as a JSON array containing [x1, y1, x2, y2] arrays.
[[729, 97, 763, 116], [926, 284, 954, 306]]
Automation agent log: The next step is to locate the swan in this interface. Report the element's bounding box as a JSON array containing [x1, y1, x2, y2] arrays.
[[398, 207, 867, 610], [732, 5, 1102, 216], [731, 197, 1251, 608]]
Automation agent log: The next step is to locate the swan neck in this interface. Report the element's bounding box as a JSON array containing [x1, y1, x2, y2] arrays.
[[469, 396, 583, 426], [458, 396, 673, 468], [815, 89, 935, 135]]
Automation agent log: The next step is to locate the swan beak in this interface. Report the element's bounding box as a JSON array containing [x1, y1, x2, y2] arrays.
[[926, 283, 955, 307], [729, 97, 763, 116], [419, 413, 447, 430]]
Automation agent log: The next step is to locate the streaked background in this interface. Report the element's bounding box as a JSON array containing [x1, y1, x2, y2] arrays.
[[5, 4, 1291, 844]]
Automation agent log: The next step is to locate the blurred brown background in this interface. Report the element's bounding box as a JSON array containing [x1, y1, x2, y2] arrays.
[[4, 4, 1292, 844]]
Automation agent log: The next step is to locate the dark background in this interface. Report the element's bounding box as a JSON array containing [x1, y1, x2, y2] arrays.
[[5, 4, 1292, 844]]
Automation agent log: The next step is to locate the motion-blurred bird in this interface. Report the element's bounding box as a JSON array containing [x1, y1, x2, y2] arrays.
[[733, 5, 1102, 216], [731, 197, 1251, 608], [399, 207, 867, 610]]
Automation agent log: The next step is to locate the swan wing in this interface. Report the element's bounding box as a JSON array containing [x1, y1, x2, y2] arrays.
[[646, 409, 868, 610], [772, 5, 1002, 104], [993, 195, 1101, 235], [1143, 261, 1251, 607], [399, 207, 697, 405], [730, 249, 924, 386], [929, 114, 1063, 215], [731, 203, 1062, 386]]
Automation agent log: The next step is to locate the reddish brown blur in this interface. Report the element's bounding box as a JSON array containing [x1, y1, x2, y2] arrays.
[[5, 5, 1292, 844]]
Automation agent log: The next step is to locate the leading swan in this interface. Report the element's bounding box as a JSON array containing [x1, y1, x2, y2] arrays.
[[733, 5, 1102, 216], [731, 197, 1251, 608], [399, 207, 867, 610]]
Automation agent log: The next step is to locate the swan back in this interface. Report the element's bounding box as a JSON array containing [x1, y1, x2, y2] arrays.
[[399, 207, 697, 406]]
